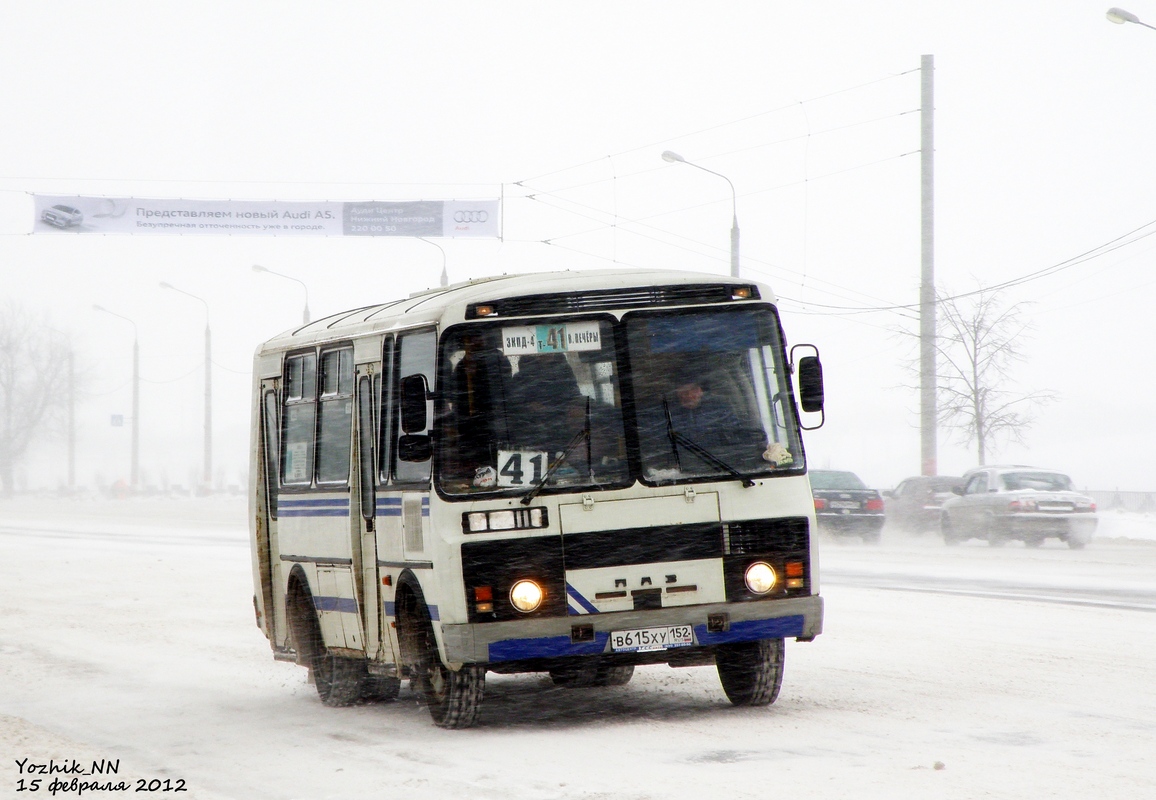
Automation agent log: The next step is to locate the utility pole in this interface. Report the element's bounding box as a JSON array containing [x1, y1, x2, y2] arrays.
[[203, 321, 212, 490], [920, 54, 937, 476], [67, 348, 75, 491]]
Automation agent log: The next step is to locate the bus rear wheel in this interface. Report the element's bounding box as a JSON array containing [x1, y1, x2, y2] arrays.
[[715, 638, 784, 706], [287, 582, 364, 707], [549, 663, 634, 688]]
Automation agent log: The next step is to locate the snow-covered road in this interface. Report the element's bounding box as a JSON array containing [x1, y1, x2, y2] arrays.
[[1, 498, 1154, 799]]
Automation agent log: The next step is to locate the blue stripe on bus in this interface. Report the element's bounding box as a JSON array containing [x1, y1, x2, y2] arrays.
[[566, 583, 599, 615], [375, 496, 430, 516], [279, 497, 350, 517], [279, 498, 349, 507], [312, 596, 359, 614], [692, 615, 805, 646], [488, 633, 610, 662], [380, 601, 437, 620]]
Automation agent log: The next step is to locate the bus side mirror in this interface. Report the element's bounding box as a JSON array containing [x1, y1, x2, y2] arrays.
[[798, 356, 824, 413], [400, 374, 430, 434], [397, 434, 432, 463]]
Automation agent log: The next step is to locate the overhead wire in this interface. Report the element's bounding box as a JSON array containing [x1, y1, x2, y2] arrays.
[[515, 68, 920, 185]]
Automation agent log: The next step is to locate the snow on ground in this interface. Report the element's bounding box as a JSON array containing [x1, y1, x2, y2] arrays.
[[1, 497, 1154, 799]]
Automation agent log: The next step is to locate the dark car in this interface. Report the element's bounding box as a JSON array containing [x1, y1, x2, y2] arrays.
[[940, 465, 1097, 548], [884, 475, 964, 533], [809, 469, 885, 543]]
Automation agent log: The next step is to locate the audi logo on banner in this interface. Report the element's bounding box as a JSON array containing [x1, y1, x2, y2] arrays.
[[454, 210, 489, 223]]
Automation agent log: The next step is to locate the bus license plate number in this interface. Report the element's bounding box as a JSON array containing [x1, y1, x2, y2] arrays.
[[610, 625, 694, 653]]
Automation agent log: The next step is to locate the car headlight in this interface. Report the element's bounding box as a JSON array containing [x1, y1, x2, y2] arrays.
[[744, 562, 778, 595], [509, 579, 544, 612]]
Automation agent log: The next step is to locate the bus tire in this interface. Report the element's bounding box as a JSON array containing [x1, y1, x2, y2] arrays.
[[361, 675, 401, 702], [715, 638, 784, 706], [550, 662, 634, 687], [549, 663, 598, 687], [596, 664, 634, 686], [287, 579, 364, 707], [401, 592, 484, 728]]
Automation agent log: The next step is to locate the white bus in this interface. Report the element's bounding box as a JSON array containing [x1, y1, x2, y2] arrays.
[[249, 268, 826, 728]]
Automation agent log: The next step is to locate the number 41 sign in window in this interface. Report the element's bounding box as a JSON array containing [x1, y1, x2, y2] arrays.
[[496, 449, 549, 487]]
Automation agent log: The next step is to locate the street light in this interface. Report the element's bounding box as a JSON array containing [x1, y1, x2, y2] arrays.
[[416, 238, 449, 287], [159, 281, 212, 493], [1107, 7, 1156, 29], [661, 150, 741, 277], [252, 264, 311, 324], [92, 306, 140, 490]]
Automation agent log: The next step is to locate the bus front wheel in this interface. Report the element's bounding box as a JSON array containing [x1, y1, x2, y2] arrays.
[[715, 638, 784, 706], [402, 595, 484, 728]]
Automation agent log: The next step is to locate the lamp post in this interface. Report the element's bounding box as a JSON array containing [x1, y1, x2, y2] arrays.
[[160, 282, 212, 493], [661, 150, 741, 278], [1107, 7, 1156, 29], [252, 264, 311, 324], [417, 237, 449, 287], [92, 306, 139, 490]]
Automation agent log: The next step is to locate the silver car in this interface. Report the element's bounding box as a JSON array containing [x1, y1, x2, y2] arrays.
[[940, 465, 1097, 549], [41, 204, 83, 228]]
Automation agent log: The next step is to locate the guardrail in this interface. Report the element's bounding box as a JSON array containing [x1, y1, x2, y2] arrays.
[[1086, 491, 1156, 513]]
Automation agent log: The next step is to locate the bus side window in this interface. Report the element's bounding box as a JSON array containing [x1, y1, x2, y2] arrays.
[[316, 348, 354, 485], [394, 330, 436, 485], [378, 337, 394, 484], [282, 352, 317, 485]]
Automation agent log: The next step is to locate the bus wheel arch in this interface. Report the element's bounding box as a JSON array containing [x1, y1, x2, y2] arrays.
[[285, 566, 365, 707]]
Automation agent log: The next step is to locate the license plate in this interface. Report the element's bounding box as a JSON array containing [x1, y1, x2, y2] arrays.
[[829, 500, 859, 509], [609, 624, 694, 653]]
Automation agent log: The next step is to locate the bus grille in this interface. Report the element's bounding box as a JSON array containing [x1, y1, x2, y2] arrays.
[[726, 517, 810, 555]]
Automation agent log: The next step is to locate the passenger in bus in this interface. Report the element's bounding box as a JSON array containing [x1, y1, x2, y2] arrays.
[[446, 333, 512, 479], [508, 354, 627, 474], [510, 354, 586, 454]]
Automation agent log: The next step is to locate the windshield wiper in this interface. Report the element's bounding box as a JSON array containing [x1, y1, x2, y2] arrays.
[[662, 399, 755, 488], [519, 398, 592, 505]]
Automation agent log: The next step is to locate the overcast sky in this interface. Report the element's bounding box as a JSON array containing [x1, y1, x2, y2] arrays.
[[3, 1, 1154, 493]]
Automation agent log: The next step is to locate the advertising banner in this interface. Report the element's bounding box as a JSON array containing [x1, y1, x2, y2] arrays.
[[31, 196, 501, 238]]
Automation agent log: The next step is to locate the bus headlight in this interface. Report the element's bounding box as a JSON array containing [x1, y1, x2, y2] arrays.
[[509, 579, 544, 612], [744, 562, 778, 595]]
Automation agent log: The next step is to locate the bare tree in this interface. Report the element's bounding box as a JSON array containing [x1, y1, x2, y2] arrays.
[[935, 288, 1054, 465], [0, 301, 69, 496]]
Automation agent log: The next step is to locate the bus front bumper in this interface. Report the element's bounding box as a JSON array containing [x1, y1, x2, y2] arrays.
[[440, 595, 823, 665]]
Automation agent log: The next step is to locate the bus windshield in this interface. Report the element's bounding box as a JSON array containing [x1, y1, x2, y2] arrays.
[[625, 306, 802, 484], [435, 306, 803, 497]]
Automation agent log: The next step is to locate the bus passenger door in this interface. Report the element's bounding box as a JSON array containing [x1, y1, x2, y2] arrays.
[[372, 337, 405, 664], [354, 362, 387, 664], [256, 379, 289, 650]]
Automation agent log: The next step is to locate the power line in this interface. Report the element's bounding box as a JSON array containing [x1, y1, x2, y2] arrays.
[[516, 68, 920, 185]]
